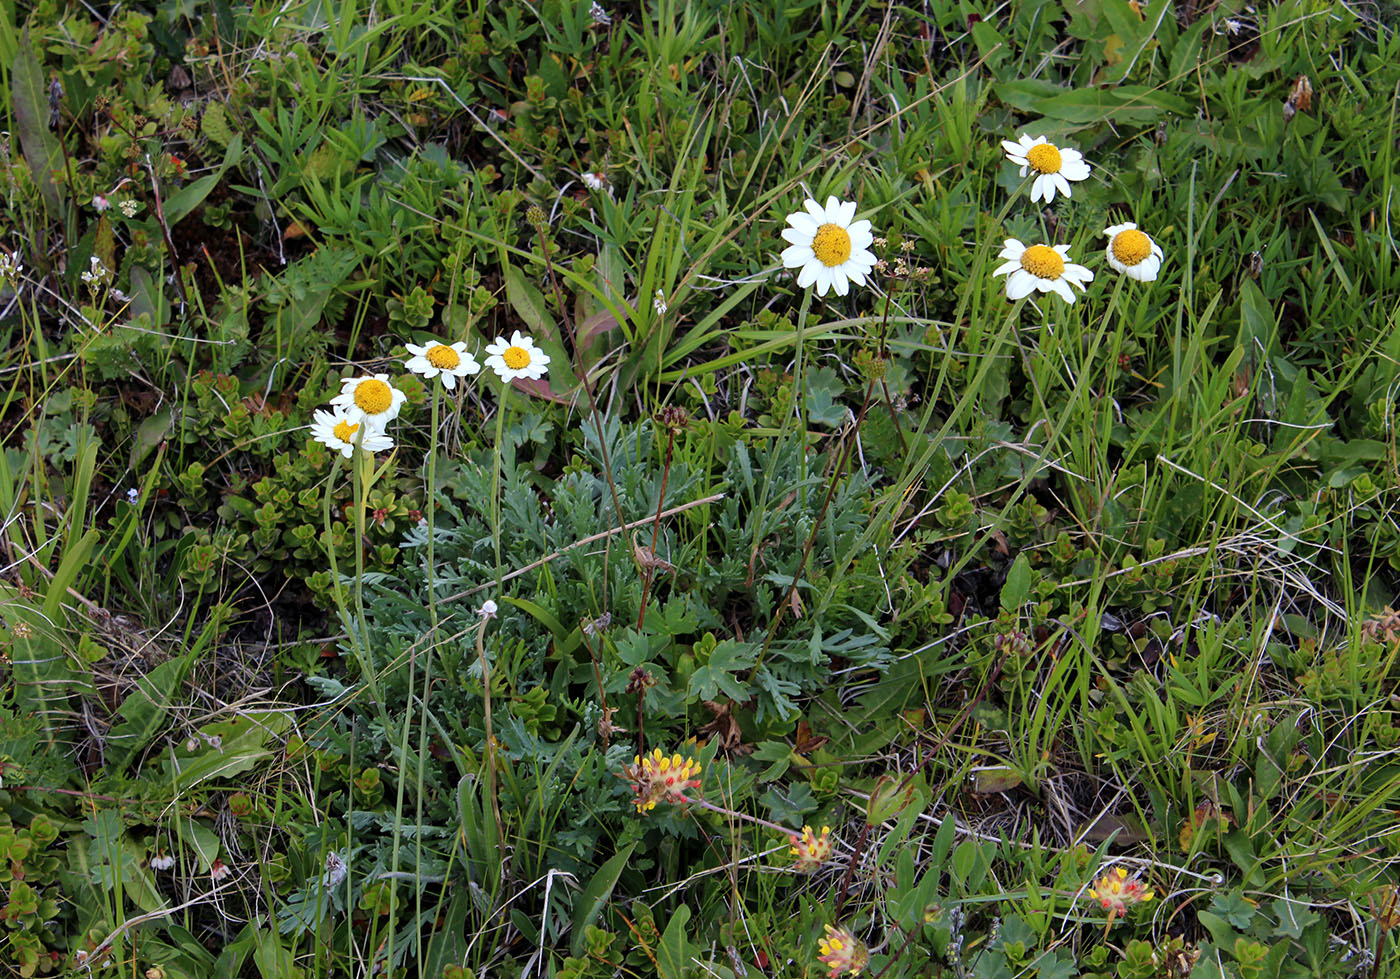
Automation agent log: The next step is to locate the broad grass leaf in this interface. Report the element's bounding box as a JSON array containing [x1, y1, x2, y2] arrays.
[[570, 843, 638, 955], [10, 28, 61, 210], [998, 80, 1190, 125]]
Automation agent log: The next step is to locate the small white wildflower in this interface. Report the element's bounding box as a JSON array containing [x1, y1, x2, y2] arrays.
[[1224, 18, 1243, 35], [210, 858, 231, 881], [589, 1, 611, 24], [119, 199, 140, 218], [0, 251, 21, 285], [582, 171, 605, 190], [652, 290, 668, 314], [478, 600, 498, 619], [126, 487, 139, 504], [80, 255, 111, 286], [150, 853, 175, 871], [92, 194, 110, 212]]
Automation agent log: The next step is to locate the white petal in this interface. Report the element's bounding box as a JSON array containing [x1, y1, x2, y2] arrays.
[[845, 265, 867, 286], [781, 244, 814, 268], [1017, 163, 1031, 177], [805, 199, 827, 221], [999, 239, 1026, 260], [831, 270, 850, 296], [1064, 263, 1094, 285], [1106, 252, 1128, 274], [1103, 223, 1134, 238], [787, 212, 819, 236], [1005, 270, 1038, 299], [442, 372, 457, 390], [1053, 174, 1074, 199], [1051, 278, 1077, 303], [1052, 244, 1072, 256], [781, 227, 812, 247], [992, 259, 1021, 277], [796, 261, 820, 289], [1001, 139, 1025, 156], [405, 343, 427, 356], [1031, 175, 1052, 203], [837, 200, 857, 225], [848, 219, 872, 238], [1061, 159, 1091, 181], [849, 227, 874, 250]]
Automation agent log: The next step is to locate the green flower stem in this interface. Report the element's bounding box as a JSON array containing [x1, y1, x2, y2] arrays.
[[492, 382, 509, 586], [322, 451, 384, 708], [790, 285, 815, 481]]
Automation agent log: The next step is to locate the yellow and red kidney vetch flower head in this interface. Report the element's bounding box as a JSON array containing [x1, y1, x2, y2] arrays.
[[1088, 867, 1155, 915], [625, 748, 702, 812]]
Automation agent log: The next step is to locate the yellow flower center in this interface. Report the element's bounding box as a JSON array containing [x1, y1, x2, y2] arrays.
[[333, 419, 359, 442], [1020, 244, 1065, 279], [1025, 142, 1063, 174], [353, 378, 393, 415], [811, 223, 853, 267], [425, 344, 461, 369], [1111, 229, 1153, 265], [502, 346, 531, 370]]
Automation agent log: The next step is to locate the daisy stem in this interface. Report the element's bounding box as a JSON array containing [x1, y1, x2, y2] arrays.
[[791, 286, 814, 477], [402, 383, 445, 965], [322, 452, 384, 708], [475, 610, 506, 863], [492, 383, 509, 585]]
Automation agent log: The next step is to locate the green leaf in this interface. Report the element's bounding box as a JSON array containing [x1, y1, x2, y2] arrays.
[[1269, 897, 1320, 940], [655, 905, 693, 979], [175, 817, 221, 873], [105, 658, 186, 771], [999, 554, 1031, 610], [252, 928, 300, 979], [570, 843, 638, 955], [997, 79, 1190, 125], [10, 28, 62, 210], [687, 639, 757, 702], [163, 135, 243, 227], [164, 711, 290, 790]]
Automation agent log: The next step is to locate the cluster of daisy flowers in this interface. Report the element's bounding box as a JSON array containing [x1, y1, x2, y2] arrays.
[[310, 331, 551, 459], [778, 134, 1164, 304], [994, 134, 1163, 304]]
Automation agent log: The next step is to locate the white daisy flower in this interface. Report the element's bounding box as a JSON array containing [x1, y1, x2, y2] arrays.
[[327, 374, 407, 431], [311, 408, 395, 458], [404, 339, 480, 390], [1001, 134, 1091, 204], [992, 239, 1095, 304], [779, 195, 877, 297], [1103, 222, 1165, 282], [484, 330, 551, 382]]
